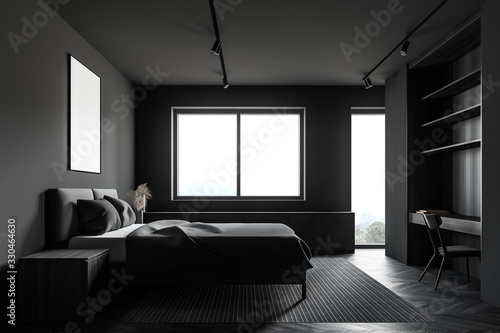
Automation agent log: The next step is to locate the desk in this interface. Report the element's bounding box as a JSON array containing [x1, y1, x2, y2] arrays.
[[409, 213, 481, 236]]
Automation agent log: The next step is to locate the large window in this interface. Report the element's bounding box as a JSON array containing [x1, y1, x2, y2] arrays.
[[173, 107, 305, 200]]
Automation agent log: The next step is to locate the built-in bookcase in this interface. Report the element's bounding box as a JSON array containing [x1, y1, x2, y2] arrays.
[[408, 14, 481, 226]]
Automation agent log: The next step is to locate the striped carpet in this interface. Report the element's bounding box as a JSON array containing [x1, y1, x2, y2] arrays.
[[123, 257, 433, 323]]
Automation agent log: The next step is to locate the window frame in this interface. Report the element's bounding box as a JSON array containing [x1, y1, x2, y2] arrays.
[[172, 107, 306, 201], [351, 107, 386, 246]]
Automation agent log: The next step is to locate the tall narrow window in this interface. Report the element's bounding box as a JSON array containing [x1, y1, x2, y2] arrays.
[[351, 110, 385, 245], [173, 107, 305, 200]]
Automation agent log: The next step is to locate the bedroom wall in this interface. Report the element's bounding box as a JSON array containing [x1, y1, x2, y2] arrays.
[[384, 66, 408, 264], [0, 1, 134, 272], [480, 0, 500, 308], [135, 85, 384, 212]]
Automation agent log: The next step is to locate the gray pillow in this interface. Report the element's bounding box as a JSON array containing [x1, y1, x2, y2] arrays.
[[77, 199, 121, 235], [103, 195, 136, 227]]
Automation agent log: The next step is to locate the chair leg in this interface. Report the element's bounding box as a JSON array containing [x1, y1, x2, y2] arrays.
[[466, 257, 470, 282], [434, 257, 446, 290], [301, 283, 306, 300], [418, 254, 436, 282]]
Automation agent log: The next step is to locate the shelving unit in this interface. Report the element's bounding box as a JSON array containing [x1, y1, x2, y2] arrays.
[[407, 14, 482, 231], [401, 14, 483, 268]]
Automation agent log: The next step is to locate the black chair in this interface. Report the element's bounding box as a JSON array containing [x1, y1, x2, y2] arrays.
[[418, 213, 481, 290]]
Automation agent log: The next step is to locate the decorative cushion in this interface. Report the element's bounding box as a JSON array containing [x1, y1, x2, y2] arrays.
[[103, 195, 136, 227], [92, 188, 118, 199], [77, 199, 121, 235]]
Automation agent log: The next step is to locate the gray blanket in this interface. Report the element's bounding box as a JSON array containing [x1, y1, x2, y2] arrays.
[[126, 220, 312, 274]]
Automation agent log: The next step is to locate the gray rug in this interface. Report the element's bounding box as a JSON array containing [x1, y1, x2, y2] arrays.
[[123, 257, 433, 323]]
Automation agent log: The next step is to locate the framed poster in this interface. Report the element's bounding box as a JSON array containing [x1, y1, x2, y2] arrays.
[[69, 55, 101, 173]]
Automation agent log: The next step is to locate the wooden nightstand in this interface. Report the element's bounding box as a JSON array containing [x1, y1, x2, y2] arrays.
[[19, 249, 109, 322]]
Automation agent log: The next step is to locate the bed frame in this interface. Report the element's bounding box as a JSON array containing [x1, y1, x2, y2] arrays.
[[45, 188, 308, 300]]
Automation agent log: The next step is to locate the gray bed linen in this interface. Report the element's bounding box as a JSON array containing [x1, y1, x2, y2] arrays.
[[125, 220, 312, 274]]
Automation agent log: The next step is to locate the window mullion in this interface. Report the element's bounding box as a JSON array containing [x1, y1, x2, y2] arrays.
[[236, 113, 241, 197], [173, 111, 178, 198]]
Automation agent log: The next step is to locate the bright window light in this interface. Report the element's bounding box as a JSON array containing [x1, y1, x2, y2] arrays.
[[173, 108, 304, 200], [177, 114, 237, 196], [240, 114, 300, 196], [352, 113, 385, 244]]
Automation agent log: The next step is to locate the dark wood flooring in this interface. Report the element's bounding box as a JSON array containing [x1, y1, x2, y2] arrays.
[[16, 249, 500, 332]]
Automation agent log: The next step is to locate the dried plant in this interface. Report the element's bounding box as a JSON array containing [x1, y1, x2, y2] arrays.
[[126, 183, 153, 211]]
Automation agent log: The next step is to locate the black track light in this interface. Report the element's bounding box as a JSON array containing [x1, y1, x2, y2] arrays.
[[362, 0, 448, 90], [400, 40, 410, 56], [210, 1, 229, 88], [211, 40, 221, 55], [364, 78, 373, 89]]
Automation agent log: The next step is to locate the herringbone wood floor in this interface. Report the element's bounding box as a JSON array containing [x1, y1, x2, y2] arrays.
[[17, 249, 500, 332]]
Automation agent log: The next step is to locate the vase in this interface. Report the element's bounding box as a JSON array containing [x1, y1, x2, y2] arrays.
[[135, 210, 143, 224]]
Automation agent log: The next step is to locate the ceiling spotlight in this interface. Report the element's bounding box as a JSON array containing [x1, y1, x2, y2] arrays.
[[211, 40, 221, 55], [223, 77, 229, 89], [400, 40, 410, 56], [364, 78, 373, 89]]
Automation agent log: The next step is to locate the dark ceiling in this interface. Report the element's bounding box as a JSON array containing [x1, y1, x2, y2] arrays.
[[58, 0, 485, 87]]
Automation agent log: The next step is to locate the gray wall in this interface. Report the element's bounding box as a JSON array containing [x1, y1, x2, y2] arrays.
[[134, 85, 384, 213], [481, 0, 500, 308], [385, 66, 408, 264], [0, 1, 134, 269]]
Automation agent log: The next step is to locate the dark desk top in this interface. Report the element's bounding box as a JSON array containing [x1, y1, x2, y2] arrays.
[[409, 213, 481, 236]]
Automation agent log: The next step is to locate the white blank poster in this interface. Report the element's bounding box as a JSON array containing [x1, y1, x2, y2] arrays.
[[70, 56, 101, 173]]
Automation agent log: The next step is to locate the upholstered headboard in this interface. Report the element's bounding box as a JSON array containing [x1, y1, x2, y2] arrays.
[[45, 188, 118, 248]]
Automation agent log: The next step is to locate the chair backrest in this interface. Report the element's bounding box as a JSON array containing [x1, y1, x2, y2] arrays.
[[422, 214, 447, 254]]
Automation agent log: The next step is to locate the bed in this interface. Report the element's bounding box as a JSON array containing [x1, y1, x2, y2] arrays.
[[45, 188, 312, 299]]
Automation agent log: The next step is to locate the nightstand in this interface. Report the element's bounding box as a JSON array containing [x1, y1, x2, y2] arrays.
[[19, 249, 109, 322]]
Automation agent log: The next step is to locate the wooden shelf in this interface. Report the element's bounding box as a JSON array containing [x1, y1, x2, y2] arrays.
[[421, 69, 481, 101], [421, 104, 481, 127], [409, 212, 481, 236], [421, 139, 481, 154]]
